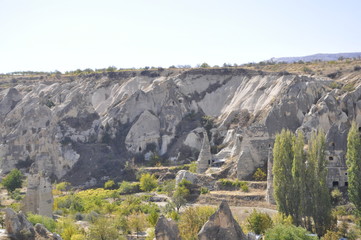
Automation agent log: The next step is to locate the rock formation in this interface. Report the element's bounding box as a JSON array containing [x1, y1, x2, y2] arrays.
[[175, 170, 215, 190], [198, 200, 246, 240], [23, 165, 53, 217], [4, 208, 61, 240], [266, 145, 275, 204], [197, 131, 212, 174], [1, 68, 360, 186], [155, 215, 181, 240]]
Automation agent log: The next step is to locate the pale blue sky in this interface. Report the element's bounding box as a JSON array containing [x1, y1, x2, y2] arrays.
[[1, 0, 360, 73]]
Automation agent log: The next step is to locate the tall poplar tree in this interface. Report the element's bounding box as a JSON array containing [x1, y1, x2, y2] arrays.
[[346, 122, 361, 214], [273, 129, 295, 216], [307, 130, 331, 236], [292, 131, 306, 226]]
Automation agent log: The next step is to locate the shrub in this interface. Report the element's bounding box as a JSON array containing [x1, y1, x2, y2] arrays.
[[331, 188, 342, 205], [70, 234, 86, 240], [118, 181, 140, 194], [10, 189, 23, 201], [56, 182, 71, 191], [321, 230, 341, 240], [2, 169, 23, 192], [157, 180, 175, 196], [178, 206, 216, 240], [104, 180, 116, 190], [147, 209, 159, 227], [27, 213, 56, 232], [188, 162, 197, 173], [200, 187, 209, 194], [253, 168, 267, 181], [246, 209, 273, 234], [342, 83, 355, 92], [264, 224, 318, 240], [139, 173, 157, 192], [219, 179, 249, 191]]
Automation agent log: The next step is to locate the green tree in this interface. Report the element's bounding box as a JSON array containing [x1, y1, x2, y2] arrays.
[[273, 129, 295, 216], [200, 63, 210, 68], [291, 131, 307, 226], [308, 130, 332, 236], [2, 169, 23, 193], [88, 217, 120, 240], [128, 212, 147, 238], [178, 206, 216, 240], [246, 209, 273, 235], [139, 173, 157, 192], [264, 224, 318, 240], [172, 185, 189, 213], [346, 122, 361, 214]]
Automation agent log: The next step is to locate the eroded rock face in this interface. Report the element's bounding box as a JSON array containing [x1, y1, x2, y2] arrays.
[[23, 165, 53, 217], [4, 208, 61, 240], [198, 200, 246, 240], [155, 215, 181, 240], [0, 69, 360, 186]]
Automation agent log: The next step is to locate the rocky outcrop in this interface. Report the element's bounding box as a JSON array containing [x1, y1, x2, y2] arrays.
[[155, 215, 181, 240], [23, 165, 53, 217], [197, 131, 212, 174], [175, 170, 215, 190], [266, 145, 275, 204], [4, 208, 61, 240], [198, 200, 246, 240], [1, 68, 360, 186]]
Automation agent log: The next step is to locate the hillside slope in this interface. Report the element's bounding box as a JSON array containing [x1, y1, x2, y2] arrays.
[[1, 67, 360, 187]]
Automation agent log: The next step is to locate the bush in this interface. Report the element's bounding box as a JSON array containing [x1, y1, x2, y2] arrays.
[[104, 180, 116, 190], [253, 168, 267, 181], [200, 187, 209, 194], [118, 181, 140, 194], [157, 180, 175, 196], [246, 209, 273, 234], [331, 188, 342, 205], [27, 213, 56, 232], [139, 173, 157, 192], [178, 206, 216, 240], [56, 182, 71, 191], [219, 179, 249, 191], [2, 169, 23, 192], [264, 224, 318, 240], [10, 189, 23, 201], [188, 162, 197, 173]]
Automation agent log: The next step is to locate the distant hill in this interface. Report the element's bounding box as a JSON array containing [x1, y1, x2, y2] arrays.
[[269, 52, 361, 63]]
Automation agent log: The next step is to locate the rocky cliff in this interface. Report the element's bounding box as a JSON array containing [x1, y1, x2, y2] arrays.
[[1, 68, 360, 186]]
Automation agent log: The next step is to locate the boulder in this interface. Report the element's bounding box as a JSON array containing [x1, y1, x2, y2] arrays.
[[155, 215, 181, 240], [4, 208, 35, 240], [175, 170, 197, 185], [198, 200, 247, 240], [4, 208, 62, 240]]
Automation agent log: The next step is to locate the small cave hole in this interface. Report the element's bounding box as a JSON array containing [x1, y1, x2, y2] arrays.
[[139, 147, 142, 152], [332, 181, 339, 187], [345, 182, 349, 187], [329, 156, 334, 161]]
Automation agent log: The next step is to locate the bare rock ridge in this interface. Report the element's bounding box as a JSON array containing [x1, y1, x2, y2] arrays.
[[198, 200, 247, 240], [4, 208, 61, 240], [0, 68, 360, 186]]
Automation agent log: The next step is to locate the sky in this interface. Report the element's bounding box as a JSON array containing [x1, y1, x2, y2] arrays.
[[0, 0, 360, 73]]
